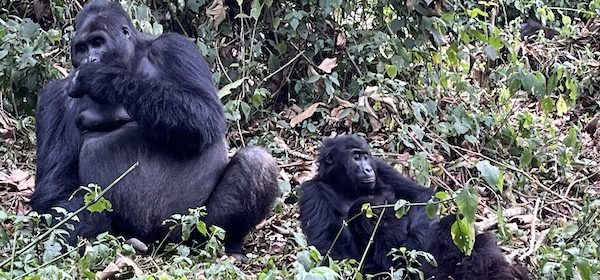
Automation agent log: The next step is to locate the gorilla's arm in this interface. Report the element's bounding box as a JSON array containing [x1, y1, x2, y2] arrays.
[[70, 33, 226, 151], [372, 158, 435, 251], [30, 81, 81, 211], [299, 181, 361, 260], [373, 158, 434, 203]]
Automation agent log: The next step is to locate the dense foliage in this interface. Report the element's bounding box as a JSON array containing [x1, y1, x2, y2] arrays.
[[1, 0, 599, 279]]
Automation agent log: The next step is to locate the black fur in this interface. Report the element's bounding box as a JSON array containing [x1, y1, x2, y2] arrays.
[[299, 135, 434, 272], [422, 215, 531, 280], [30, 0, 279, 254]]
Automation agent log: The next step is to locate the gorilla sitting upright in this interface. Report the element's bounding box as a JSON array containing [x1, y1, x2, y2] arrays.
[[299, 135, 530, 279], [30, 0, 279, 255]]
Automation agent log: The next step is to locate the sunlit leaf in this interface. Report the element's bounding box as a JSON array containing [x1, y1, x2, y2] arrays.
[[475, 160, 500, 189], [456, 186, 478, 223], [394, 199, 410, 219], [361, 203, 373, 219], [556, 95, 568, 116], [451, 217, 475, 255], [425, 199, 437, 219]]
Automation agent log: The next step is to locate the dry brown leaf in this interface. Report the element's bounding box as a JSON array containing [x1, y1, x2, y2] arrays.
[[335, 96, 354, 108], [317, 57, 337, 73], [336, 31, 346, 49], [293, 162, 317, 183], [95, 262, 121, 280], [95, 254, 144, 279], [10, 170, 29, 183], [290, 102, 325, 127], [369, 94, 398, 113], [0, 111, 15, 140], [206, 0, 227, 28], [358, 96, 377, 118], [17, 176, 35, 191]]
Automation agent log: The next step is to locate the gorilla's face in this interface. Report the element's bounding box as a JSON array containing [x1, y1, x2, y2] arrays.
[[71, 16, 134, 68], [345, 148, 376, 191]]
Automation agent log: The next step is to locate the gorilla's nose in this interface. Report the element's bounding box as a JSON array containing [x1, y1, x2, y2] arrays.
[[363, 166, 374, 176]]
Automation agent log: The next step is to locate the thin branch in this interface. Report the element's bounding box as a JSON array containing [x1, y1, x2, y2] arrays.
[[355, 207, 386, 276], [262, 50, 306, 82], [0, 162, 139, 268], [14, 242, 86, 280], [425, 134, 582, 210]]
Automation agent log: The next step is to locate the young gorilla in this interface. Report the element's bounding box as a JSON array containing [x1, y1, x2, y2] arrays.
[[31, 0, 279, 255], [300, 135, 530, 279], [299, 135, 435, 273]]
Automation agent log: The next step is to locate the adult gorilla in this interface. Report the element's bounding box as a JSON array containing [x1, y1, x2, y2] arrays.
[[30, 0, 279, 255]]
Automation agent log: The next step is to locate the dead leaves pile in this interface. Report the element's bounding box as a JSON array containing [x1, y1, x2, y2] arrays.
[[0, 110, 34, 214]]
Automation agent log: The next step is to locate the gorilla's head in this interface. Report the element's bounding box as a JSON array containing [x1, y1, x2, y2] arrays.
[[318, 135, 377, 196], [71, 0, 136, 68]]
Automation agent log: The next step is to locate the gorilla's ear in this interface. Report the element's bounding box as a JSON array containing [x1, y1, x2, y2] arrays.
[[319, 141, 336, 165], [122, 26, 131, 38], [325, 153, 334, 164]]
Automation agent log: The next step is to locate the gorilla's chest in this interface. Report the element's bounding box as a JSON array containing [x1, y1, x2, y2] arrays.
[[78, 123, 228, 229]]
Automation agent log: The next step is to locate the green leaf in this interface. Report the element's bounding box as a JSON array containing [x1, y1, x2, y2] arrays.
[[425, 199, 437, 219], [484, 45, 498, 60], [455, 186, 478, 223], [475, 160, 500, 189], [467, 8, 489, 18], [84, 192, 113, 213], [250, 0, 263, 20], [290, 18, 300, 30], [451, 217, 475, 255], [273, 17, 281, 29], [434, 191, 451, 201], [196, 221, 208, 236], [566, 79, 577, 101], [547, 73, 558, 94], [218, 78, 246, 99], [540, 96, 554, 113], [47, 29, 61, 44], [556, 95, 568, 116], [361, 203, 373, 218], [394, 199, 410, 219], [576, 259, 592, 280], [519, 148, 533, 168], [497, 170, 504, 193], [240, 101, 251, 120], [496, 201, 508, 238], [186, 0, 205, 12], [385, 65, 397, 79]]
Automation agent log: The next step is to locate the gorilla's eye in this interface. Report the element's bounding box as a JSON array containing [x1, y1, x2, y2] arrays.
[[74, 43, 87, 53], [90, 37, 105, 48], [353, 154, 360, 161]]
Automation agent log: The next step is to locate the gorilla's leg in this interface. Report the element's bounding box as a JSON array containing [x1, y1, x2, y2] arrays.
[[204, 146, 279, 254]]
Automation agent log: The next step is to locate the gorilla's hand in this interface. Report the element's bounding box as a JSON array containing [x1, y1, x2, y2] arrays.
[[347, 191, 398, 238], [66, 62, 132, 104], [65, 69, 83, 98]]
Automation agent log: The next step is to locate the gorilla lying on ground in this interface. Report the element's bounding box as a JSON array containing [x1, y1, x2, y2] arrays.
[[299, 135, 530, 279], [30, 0, 279, 255]]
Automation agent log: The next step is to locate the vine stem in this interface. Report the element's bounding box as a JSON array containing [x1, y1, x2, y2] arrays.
[[0, 161, 139, 268], [14, 242, 85, 280], [322, 212, 362, 262], [355, 207, 387, 277]]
